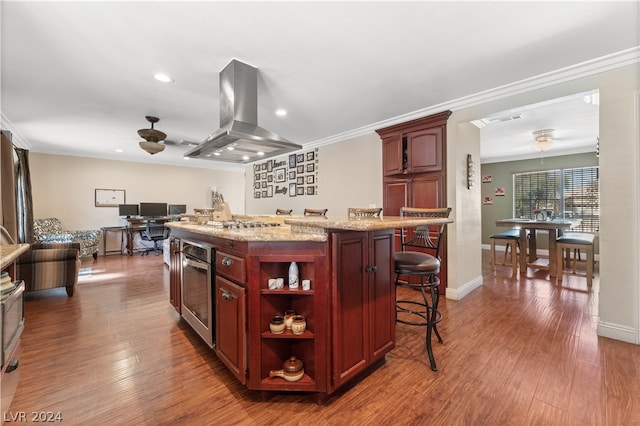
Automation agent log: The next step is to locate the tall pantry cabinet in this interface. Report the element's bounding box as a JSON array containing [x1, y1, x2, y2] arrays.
[[375, 110, 452, 292]]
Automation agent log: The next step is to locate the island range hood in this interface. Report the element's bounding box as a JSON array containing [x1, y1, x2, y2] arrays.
[[184, 59, 301, 163]]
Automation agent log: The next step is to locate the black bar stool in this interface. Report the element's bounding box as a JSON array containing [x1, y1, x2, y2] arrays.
[[394, 206, 451, 371]]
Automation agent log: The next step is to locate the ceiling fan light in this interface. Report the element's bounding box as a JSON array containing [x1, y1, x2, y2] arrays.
[[139, 141, 166, 155]]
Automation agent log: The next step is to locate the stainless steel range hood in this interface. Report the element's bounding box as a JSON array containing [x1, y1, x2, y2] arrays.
[[184, 59, 301, 163]]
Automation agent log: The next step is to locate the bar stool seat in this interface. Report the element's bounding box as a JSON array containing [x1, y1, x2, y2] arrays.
[[556, 232, 595, 287], [489, 229, 521, 275]]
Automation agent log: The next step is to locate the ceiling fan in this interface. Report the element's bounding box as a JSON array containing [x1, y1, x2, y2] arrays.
[[138, 116, 167, 155], [532, 129, 556, 152]]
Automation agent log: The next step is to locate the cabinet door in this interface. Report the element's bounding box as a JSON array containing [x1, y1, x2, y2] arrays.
[[382, 135, 403, 176], [369, 230, 395, 360], [406, 127, 443, 173], [169, 237, 181, 313], [331, 231, 369, 389], [411, 173, 444, 208], [215, 276, 247, 385], [383, 179, 409, 217]]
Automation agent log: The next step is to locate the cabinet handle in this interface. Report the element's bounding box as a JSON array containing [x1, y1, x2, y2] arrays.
[[221, 290, 232, 301], [227, 241, 234, 248], [222, 257, 233, 267], [366, 265, 378, 273]]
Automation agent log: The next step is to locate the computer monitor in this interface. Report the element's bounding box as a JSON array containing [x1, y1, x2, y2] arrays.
[[118, 204, 139, 218], [168, 204, 187, 215], [139, 202, 168, 217]]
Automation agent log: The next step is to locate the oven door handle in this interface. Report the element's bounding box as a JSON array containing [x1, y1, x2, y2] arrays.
[[183, 257, 209, 271]]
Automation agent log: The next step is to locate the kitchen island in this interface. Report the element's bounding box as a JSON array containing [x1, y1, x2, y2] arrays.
[[166, 214, 452, 401]]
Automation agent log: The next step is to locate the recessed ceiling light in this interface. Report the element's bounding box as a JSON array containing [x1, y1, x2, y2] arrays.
[[257, 151, 265, 156], [242, 155, 249, 161], [226, 146, 234, 151], [115, 148, 124, 153], [213, 152, 221, 156], [154, 73, 174, 83], [276, 109, 287, 116]]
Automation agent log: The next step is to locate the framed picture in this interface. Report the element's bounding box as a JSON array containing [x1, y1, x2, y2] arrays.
[[267, 175, 273, 183], [289, 183, 297, 197], [261, 163, 267, 170], [306, 163, 315, 173], [261, 172, 267, 180], [482, 175, 492, 183], [289, 154, 297, 168], [266, 160, 273, 172], [289, 171, 296, 180], [296, 154, 304, 163], [306, 151, 315, 161], [483, 196, 494, 205], [254, 173, 260, 181], [297, 165, 304, 174], [261, 181, 267, 188], [306, 175, 315, 184], [95, 188, 125, 207], [254, 182, 260, 189], [262, 190, 267, 198], [495, 187, 506, 196], [306, 186, 315, 195], [275, 168, 286, 183], [267, 186, 273, 197], [297, 176, 304, 185], [296, 186, 305, 196], [254, 191, 261, 199]]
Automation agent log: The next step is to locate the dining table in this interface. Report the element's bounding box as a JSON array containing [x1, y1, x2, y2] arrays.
[[495, 218, 581, 277]]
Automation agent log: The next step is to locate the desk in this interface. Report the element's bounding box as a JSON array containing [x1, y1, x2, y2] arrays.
[[495, 218, 580, 277], [125, 218, 170, 255]]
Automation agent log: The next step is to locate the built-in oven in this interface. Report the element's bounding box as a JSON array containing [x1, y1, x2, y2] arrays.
[[180, 240, 215, 347]]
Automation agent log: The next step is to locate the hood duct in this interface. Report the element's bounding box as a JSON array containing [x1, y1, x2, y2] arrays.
[[184, 59, 301, 163]]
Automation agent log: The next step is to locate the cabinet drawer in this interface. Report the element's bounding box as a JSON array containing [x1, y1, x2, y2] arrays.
[[216, 251, 246, 283]]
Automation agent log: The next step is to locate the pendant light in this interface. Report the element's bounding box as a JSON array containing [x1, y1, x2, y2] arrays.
[[138, 116, 167, 155]]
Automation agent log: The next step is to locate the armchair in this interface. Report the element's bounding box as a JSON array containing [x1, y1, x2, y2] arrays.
[[33, 218, 99, 259], [15, 242, 81, 297]]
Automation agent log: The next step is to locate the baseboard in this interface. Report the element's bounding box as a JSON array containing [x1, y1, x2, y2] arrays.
[[446, 275, 483, 300], [597, 321, 638, 344]]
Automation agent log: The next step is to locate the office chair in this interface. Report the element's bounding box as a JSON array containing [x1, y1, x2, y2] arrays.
[[140, 220, 170, 255]]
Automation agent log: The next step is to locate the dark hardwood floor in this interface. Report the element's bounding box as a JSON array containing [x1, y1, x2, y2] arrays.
[[7, 251, 639, 425]]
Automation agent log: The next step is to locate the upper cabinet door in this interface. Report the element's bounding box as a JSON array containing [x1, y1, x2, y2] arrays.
[[382, 136, 403, 176], [406, 126, 443, 174]]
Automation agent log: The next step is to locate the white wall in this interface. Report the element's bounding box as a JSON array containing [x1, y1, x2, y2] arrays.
[[29, 153, 245, 230], [244, 133, 383, 217]]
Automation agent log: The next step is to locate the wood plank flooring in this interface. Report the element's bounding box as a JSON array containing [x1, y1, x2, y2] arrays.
[[7, 251, 640, 425]]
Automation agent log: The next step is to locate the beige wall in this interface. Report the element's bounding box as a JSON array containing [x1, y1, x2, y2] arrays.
[[29, 153, 245, 231], [244, 133, 383, 217], [447, 63, 639, 343]]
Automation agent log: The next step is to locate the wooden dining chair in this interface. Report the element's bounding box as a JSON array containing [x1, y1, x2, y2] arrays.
[[304, 208, 328, 217], [348, 207, 382, 217]]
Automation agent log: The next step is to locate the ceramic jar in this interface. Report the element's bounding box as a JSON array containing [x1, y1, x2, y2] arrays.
[[284, 310, 295, 329], [269, 356, 304, 382], [269, 315, 285, 334], [291, 315, 306, 335]]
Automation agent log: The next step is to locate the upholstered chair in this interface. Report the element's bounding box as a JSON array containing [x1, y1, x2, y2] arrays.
[[15, 242, 81, 297], [33, 218, 99, 259]]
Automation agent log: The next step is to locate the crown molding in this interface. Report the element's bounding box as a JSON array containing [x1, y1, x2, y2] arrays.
[[0, 112, 31, 149], [304, 46, 640, 150]]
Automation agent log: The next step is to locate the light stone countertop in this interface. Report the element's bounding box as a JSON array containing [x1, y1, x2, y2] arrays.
[[165, 222, 328, 242], [167, 215, 453, 242]]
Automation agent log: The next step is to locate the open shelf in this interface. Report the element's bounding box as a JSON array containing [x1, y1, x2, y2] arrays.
[[262, 329, 314, 339]]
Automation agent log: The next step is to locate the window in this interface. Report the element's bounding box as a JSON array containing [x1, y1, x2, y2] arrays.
[[513, 166, 599, 232]]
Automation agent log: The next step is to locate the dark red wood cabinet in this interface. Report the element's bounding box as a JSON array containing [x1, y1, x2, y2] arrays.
[[377, 110, 451, 292], [329, 229, 395, 391]]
